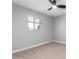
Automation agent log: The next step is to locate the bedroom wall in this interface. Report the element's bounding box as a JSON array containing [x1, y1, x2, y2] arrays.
[[12, 4, 54, 50], [54, 15, 66, 43]]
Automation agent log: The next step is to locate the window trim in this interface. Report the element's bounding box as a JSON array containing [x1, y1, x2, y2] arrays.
[[28, 16, 40, 30]]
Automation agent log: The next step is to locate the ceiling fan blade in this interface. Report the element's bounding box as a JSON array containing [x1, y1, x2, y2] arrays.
[[48, 0, 56, 5], [48, 7, 52, 10], [57, 5, 66, 9]]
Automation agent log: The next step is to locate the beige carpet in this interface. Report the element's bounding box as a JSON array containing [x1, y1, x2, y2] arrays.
[[13, 42, 66, 59]]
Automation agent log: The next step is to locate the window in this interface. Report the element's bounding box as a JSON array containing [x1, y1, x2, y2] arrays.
[[28, 16, 40, 30]]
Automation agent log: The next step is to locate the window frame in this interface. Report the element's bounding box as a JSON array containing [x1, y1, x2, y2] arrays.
[[28, 16, 40, 30]]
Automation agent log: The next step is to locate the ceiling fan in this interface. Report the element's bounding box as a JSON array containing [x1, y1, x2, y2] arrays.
[[48, 0, 66, 11]]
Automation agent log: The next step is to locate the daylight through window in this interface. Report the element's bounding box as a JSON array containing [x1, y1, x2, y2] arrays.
[[28, 16, 40, 30]]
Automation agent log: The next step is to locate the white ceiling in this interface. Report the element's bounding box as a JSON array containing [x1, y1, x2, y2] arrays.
[[13, 0, 66, 17]]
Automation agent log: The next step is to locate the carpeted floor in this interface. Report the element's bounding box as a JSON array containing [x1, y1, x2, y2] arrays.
[[13, 42, 66, 59]]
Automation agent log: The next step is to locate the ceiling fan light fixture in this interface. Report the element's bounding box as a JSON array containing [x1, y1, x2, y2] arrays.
[[52, 5, 56, 8], [51, 0, 54, 1]]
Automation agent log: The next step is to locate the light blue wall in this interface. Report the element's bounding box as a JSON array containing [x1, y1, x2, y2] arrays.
[[54, 15, 66, 43], [12, 4, 54, 50]]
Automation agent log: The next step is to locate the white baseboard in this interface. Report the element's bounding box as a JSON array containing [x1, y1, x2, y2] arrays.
[[12, 40, 66, 54], [54, 40, 66, 44], [12, 40, 54, 54]]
